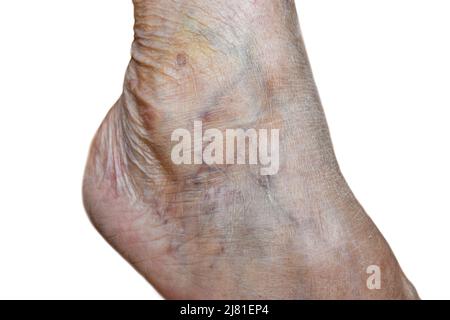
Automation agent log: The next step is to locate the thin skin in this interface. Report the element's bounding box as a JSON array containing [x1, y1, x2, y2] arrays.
[[83, 0, 419, 299]]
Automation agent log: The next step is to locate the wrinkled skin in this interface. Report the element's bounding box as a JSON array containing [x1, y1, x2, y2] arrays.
[[83, 0, 419, 299]]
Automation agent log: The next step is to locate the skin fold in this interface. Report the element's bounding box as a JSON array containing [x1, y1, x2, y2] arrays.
[[83, 0, 419, 299]]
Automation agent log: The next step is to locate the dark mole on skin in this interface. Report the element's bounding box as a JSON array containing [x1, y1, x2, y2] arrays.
[[257, 175, 272, 190], [176, 53, 187, 66]]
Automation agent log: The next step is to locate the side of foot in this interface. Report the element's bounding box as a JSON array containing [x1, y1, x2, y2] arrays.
[[83, 0, 418, 299]]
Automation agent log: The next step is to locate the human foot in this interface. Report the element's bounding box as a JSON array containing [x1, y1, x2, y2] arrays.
[[83, 0, 418, 299]]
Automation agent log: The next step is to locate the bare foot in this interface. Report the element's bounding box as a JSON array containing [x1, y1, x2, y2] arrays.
[[83, 0, 418, 299]]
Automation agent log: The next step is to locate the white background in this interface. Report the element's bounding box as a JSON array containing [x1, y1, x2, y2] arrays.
[[0, 0, 448, 300]]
